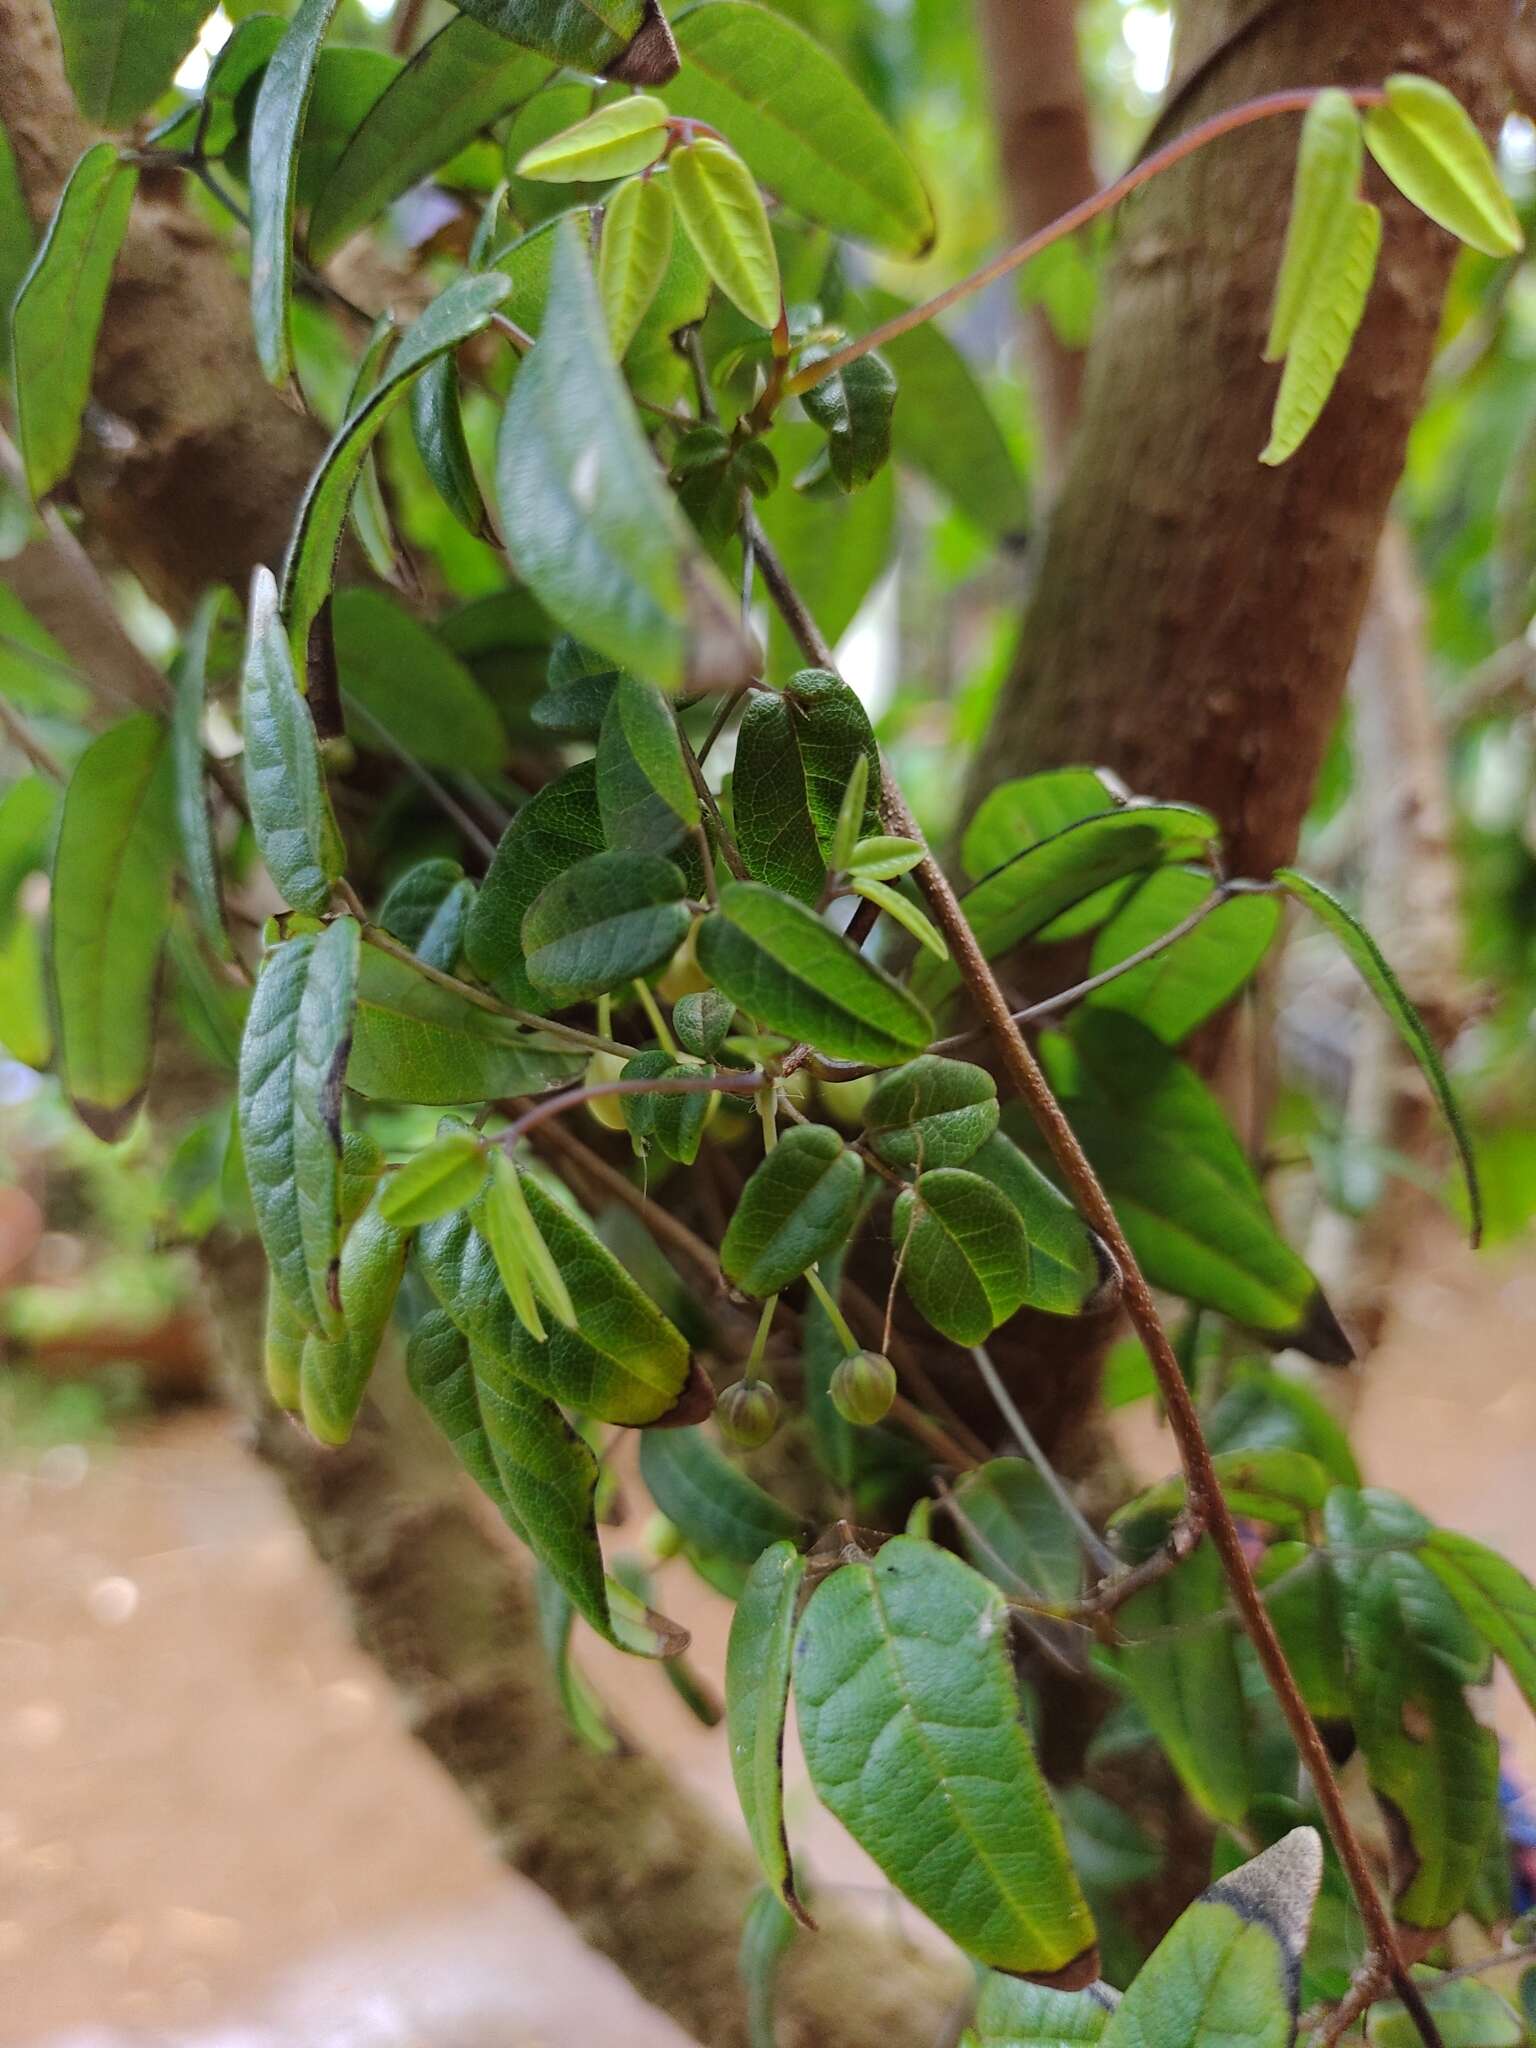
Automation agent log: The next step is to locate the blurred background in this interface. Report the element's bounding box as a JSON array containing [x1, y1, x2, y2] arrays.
[[9, 0, 1536, 2041]]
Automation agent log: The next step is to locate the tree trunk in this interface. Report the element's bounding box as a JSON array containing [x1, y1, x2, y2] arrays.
[[967, 0, 1510, 881]]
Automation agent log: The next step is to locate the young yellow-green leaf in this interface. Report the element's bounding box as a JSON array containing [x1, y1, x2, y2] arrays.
[[11, 144, 137, 499], [670, 137, 781, 331], [516, 94, 670, 183], [379, 1133, 488, 1228], [800, 347, 898, 493], [795, 1537, 1097, 1980], [1422, 1530, 1536, 1718], [892, 1167, 1032, 1346], [298, 1194, 409, 1444], [409, 352, 496, 544], [596, 673, 699, 854], [951, 1459, 1083, 1607], [865, 1057, 999, 1174], [445, 0, 679, 85], [249, 0, 341, 386], [479, 1149, 563, 1340], [48, 714, 174, 1141], [1260, 199, 1380, 467], [696, 881, 931, 1066], [334, 587, 505, 772], [465, 761, 606, 1008], [848, 835, 923, 883], [0, 913, 51, 1070], [376, 859, 474, 975], [726, 1540, 812, 1924], [308, 20, 552, 260], [961, 769, 1124, 883], [721, 1124, 866, 1297], [0, 118, 36, 352], [241, 566, 341, 917], [1086, 870, 1280, 1046], [494, 1152, 578, 1328], [522, 849, 690, 1005], [1365, 74, 1523, 260], [282, 271, 512, 663], [640, 1428, 806, 1564], [733, 671, 879, 903], [828, 753, 869, 878], [496, 221, 753, 691], [347, 940, 583, 1104], [1265, 89, 1363, 362], [599, 173, 675, 357], [1099, 1831, 1322, 2048], [1276, 868, 1482, 1243], [170, 590, 232, 962], [852, 877, 947, 961], [51, 0, 206, 128], [667, 1, 933, 258]]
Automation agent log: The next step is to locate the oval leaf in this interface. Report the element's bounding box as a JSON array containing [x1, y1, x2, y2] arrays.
[[865, 1057, 999, 1173], [465, 761, 606, 1008], [516, 94, 670, 183], [1086, 869, 1280, 1045], [892, 1167, 1032, 1346], [299, 1195, 409, 1444], [445, 0, 679, 85], [640, 1427, 805, 1566], [599, 172, 675, 357], [670, 137, 781, 331], [522, 848, 690, 1004], [348, 940, 582, 1104], [379, 1132, 489, 1227], [596, 673, 700, 853], [950, 1458, 1083, 1608], [800, 346, 897, 493], [1364, 74, 1523, 259], [733, 671, 878, 903], [721, 1124, 866, 1296], [726, 1540, 812, 1923]]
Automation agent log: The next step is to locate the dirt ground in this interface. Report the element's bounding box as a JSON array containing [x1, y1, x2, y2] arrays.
[[5, 1228, 1536, 2048]]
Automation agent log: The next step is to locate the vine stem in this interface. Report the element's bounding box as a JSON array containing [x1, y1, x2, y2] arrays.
[[784, 86, 1387, 404], [747, 518, 1441, 2048]]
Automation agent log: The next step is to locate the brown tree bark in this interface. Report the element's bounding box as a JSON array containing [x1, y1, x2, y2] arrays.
[[967, 0, 1511, 881]]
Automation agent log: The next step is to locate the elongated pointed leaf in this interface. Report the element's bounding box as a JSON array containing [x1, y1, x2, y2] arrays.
[[299, 1194, 409, 1443], [309, 21, 552, 260], [967, 1979, 1118, 2048], [1276, 868, 1481, 1243], [534, 1562, 621, 1752], [348, 941, 582, 1103], [1086, 870, 1279, 1045], [600, 173, 675, 357], [720, 1124, 866, 1296], [1265, 89, 1363, 361], [11, 144, 137, 499], [1099, 1831, 1322, 2048], [50, 0, 206, 126], [726, 1540, 811, 1922], [49, 714, 174, 1140], [241, 566, 341, 916], [639, 1428, 805, 1564], [919, 805, 1220, 1005], [379, 1133, 488, 1227], [696, 881, 931, 1067], [522, 849, 690, 1004], [596, 673, 699, 853], [465, 762, 606, 1008], [1260, 199, 1380, 467], [668, 2, 933, 258], [496, 221, 752, 692], [408, 1308, 527, 1521], [892, 1167, 1032, 1345], [1365, 75, 1523, 259], [733, 671, 878, 903], [249, 0, 341, 386], [1422, 1530, 1536, 1718], [446, 0, 679, 84], [670, 137, 781, 331], [795, 1536, 1097, 1981], [169, 591, 232, 961], [409, 353, 495, 543], [517, 94, 670, 183], [291, 916, 361, 1333], [853, 877, 947, 960]]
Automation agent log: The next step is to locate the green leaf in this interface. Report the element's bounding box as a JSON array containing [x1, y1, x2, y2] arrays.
[[522, 849, 690, 1005], [347, 940, 582, 1103], [1108, 1543, 1252, 1827], [639, 1427, 805, 1565], [740, 1887, 799, 2048], [338, 310, 400, 584], [962, 770, 1124, 885], [1086, 872, 1279, 1045], [11, 144, 137, 499], [169, 590, 232, 961], [918, 806, 1220, 1006], [531, 638, 621, 739], [377, 859, 474, 975], [444, 0, 678, 85], [670, 137, 781, 331], [599, 173, 675, 357], [892, 1167, 1031, 1346], [620, 1050, 713, 1166], [241, 566, 341, 917], [667, 2, 934, 258], [333, 587, 504, 772], [1206, 1367, 1360, 1488], [1364, 75, 1523, 260], [417, 1182, 699, 1427], [1099, 1831, 1322, 2048], [408, 353, 495, 544], [495, 221, 752, 692], [478, 1149, 556, 1340], [0, 777, 57, 934], [0, 913, 51, 1070], [50, 0, 206, 127], [726, 1539, 811, 1921], [696, 882, 931, 1067], [1260, 199, 1380, 467], [379, 1133, 489, 1228], [967, 1978, 1117, 2048], [1275, 868, 1481, 1244], [48, 714, 174, 1142], [1115, 1448, 1329, 1537], [950, 1458, 1083, 1607], [1265, 89, 1364, 361], [534, 1563, 621, 1752], [299, 1195, 410, 1444], [794, 1536, 1097, 1979], [864, 1057, 999, 1173], [968, 1134, 1112, 1319], [720, 1124, 866, 1296], [732, 671, 878, 903], [282, 271, 512, 663], [465, 762, 606, 1008], [407, 1308, 527, 1522], [857, 286, 1029, 538], [854, 878, 947, 961], [1369, 1973, 1524, 2048], [1421, 1530, 1536, 1718], [249, 0, 341, 386], [673, 988, 734, 1060], [800, 347, 897, 493], [0, 118, 37, 355], [516, 94, 670, 183], [1256, 1542, 1349, 1721], [1037, 1013, 1350, 1362], [144, 15, 284, 155], [596, 674, 699, 853], [827, 754, 869, 877], [308, 20, 552, 260]]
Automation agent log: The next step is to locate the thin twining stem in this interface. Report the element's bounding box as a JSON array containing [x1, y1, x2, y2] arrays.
[[971, 1345, 1118, 1575], [783, 86, 1388, 405]]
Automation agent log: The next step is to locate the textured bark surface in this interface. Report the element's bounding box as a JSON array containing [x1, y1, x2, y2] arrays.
[[968, 0, 1511, 880]]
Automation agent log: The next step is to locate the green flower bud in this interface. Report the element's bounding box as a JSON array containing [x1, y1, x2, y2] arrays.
[[717, 1378, 780, 1450], [829, 1350, 897, 1427]]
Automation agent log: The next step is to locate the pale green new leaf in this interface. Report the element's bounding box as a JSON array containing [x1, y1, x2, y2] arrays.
[[517, 95, 670, 183], [961, 770, 1123, 883], [241, 566, 341, 916], [966, 1978, 1117, 2048], [726, 1540, 811, 1921], [379, 1133, 488, 1227], [670, 137, 781, 331], [893, 1168, 1032, 1346], [1265, 89, 1363, 361], [639, 1428, 805, 1564], [599, 174, 675, 358], [794, 1537, 1097, 1979], [1365, 74, 1523, 259], [11, 144, 137, 498], [444, 0, 678, 84], [853, 878, 947, 960], [48, 714, 174, 1141], [249, 0, 341, 386], [522, 849, 690, 1004], [347, 942, 583, 1103], [720, 1124, 866, 1296], [1261, 199, 1380, 466]]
